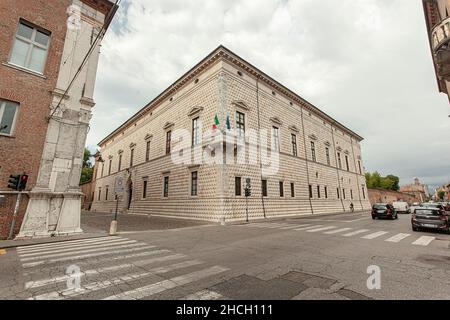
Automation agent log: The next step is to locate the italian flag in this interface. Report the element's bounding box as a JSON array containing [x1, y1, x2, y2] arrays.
[[212, 115, 219, 130]]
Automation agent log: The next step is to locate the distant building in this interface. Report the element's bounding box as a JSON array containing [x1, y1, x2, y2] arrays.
[[400, 178, 430, 202], [434, 183, 450, 200], [0, 0, 117, 239], [423, 0, 450, 102]]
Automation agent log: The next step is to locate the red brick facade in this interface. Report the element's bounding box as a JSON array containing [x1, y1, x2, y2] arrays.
[[0, 0, 70, 239], [368, 188, 419, 206]]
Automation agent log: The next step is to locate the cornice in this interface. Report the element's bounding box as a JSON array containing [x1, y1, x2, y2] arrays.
[[98, 45, 364, 147]]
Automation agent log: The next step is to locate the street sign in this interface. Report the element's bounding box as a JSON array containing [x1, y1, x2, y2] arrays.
[[115, 176, 125, 194]]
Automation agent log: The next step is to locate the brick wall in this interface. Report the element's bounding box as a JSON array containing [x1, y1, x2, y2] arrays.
[[0, 0, 69, 239], [368, 188, 418, 205]]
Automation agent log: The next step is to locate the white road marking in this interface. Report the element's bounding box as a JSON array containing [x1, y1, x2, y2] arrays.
[[280, 224, 311, 230], [324, 227, 352, 234], [17, 236, 120, 252], [18, 239, 138, 257], [306, 226, 337, 233], [30, 260, 204, 300], [22, 245, 157, 268], [24, 253, 187, 289], [103, 265, 229, 300], [22, 249, 172, 275], [361, 231, 389, 240], [294, 225, 323, 231], [412, 236, 435, 246], [385, 233, 411, 243], [181, 290, 223, 300], [20, 242, 146, 261], [343, 229, 370, 237]]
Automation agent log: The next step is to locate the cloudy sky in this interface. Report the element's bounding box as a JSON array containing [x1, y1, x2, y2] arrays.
[[88, 0, 450, 191]]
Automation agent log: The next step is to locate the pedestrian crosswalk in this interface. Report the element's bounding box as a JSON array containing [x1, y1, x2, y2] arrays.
[[15, 236, 229, 300], [238, 222, 438, 247]]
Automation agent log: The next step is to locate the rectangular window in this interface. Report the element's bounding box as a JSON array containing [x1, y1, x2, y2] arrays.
[[291, 134, 297, 156], [108, 159, 112, 175], [118, 154, 122, 171], [142, 180, 148, 199], [279, 181, 284, 197], [358, 160, 362, 175], [145, 140, 151, 162], [317, 185, 321, 198], [350, 189, 353, 199], [98, 189, 101, 201], [311, 141, 316, 162], [337, 153, 342, 169], [130, 149, 134, 167], [191, 171, 198, 196], [105, 187, 109, 201], [236, 111, 245, 138], [163, 176, 169, 198], [272, 126, 280, 151], [235, 177, 242, 196], [362, 186, 366, 199], [325, 186, 328, 199], [345, 155, 350, 171], [325, 147, 330, 166], [290, 182, 295, 197], [192, 117, 200, 146], [343, 188, 346, 199], [337, 188, 340, 199], [262, 179, 268, 197], [0, 100, 19, 136], [101, 163, 104, 177], [309, 185, 313, 199], [10, 20, 50, 73], [166, 130, 172, 155]]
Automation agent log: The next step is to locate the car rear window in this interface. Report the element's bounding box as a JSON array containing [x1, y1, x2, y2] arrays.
[[415, 209, 440, 216], [373, 205, 386, 210]]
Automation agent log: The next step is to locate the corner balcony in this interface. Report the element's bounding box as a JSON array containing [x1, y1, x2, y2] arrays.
[[431, 16, 450, 80]]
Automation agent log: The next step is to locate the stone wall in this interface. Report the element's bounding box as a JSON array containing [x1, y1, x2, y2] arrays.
[[368, 188, 418, 205]]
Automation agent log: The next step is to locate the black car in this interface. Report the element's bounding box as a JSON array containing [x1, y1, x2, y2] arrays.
[[412, 207, 450, 233], [371, 203, 398, 220]]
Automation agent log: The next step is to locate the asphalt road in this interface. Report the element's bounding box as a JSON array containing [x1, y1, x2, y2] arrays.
[[1, 211, 449, 300]]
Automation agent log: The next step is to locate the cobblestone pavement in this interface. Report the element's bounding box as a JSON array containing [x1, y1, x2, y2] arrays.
[[81, 211, 212, 233]]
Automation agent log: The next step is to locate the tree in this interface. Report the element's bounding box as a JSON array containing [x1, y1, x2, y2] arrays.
[[80, 148, 93, 184], [365, 172, 400, 191], [386, 175, 400, 191], [438, 190, 446, 201]]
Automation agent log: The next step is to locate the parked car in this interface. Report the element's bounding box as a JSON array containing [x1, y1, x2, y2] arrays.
[[393, 201, 410, 214], [421, 203, 446, 212], [371, 203, 398, 220], [410, 202, 421, 214], [412, 207, 450, 233]]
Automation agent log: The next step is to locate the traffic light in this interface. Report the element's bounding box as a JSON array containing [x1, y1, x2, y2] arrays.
[[7, 174, 28, 191], [18, 174, 28, 191], [244, 187, 251, 197], [8, 175, 20, 190]]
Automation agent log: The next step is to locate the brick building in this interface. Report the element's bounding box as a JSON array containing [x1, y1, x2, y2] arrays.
[[400, 178, 430, 203], [0, 0, 117, 239], [91, 46, 371, 222], [423, 0, 450, 102]]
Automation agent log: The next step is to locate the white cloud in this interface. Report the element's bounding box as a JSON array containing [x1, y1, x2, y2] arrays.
[[89, 0, 450, 188]]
